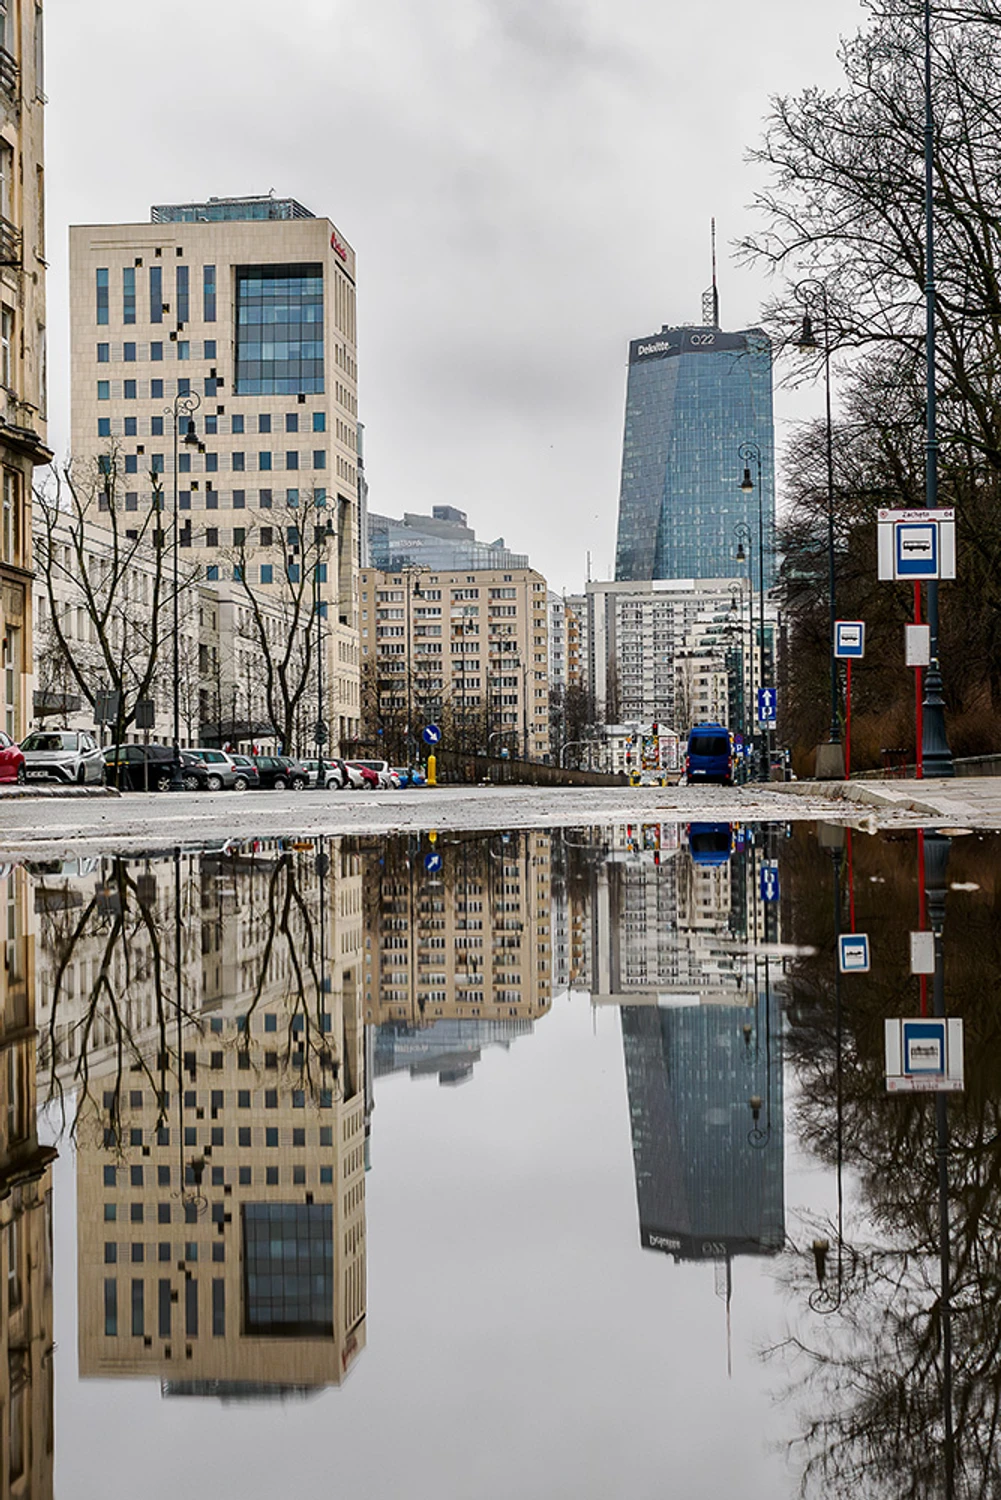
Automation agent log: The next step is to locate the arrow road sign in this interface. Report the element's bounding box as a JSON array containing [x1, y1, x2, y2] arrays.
[[838, 933, 871, 973], [759, 863, 780, 903], [757, 687, 777, 728], [422, 723, 442, 746], [424, 851, 443, 874]]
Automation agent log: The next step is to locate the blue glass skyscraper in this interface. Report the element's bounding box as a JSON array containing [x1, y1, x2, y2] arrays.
[[614, 325, 775, 587]]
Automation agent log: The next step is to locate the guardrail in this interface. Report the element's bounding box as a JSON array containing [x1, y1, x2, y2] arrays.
[[435, 750, 629, 787]]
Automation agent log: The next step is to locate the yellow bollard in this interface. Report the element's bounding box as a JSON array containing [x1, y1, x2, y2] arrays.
[[427, 753, 437, 786]]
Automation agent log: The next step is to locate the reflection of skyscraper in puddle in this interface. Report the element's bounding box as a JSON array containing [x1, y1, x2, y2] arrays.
[[363, 833, 552, 1086], [31, 842, 366, 1399], [1, 864, 56, 1496], [590, 828, 784, 1264]]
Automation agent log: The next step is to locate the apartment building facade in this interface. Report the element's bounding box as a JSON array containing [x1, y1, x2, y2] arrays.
[[68, 196, 361, 753], [358, 565, 550, 761], [0, 1, 49, 740]]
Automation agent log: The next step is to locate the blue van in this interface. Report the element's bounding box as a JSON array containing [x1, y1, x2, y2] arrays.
[[687, 823, 735, 866], [685, 723, 735, 785]]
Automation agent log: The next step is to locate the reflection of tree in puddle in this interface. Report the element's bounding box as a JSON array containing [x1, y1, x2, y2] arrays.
[[776, 828, 1001, 1499]]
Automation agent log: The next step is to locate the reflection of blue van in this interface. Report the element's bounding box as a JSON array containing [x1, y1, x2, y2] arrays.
[[687, 823, 734, 866], [686, 723, 735, 785]]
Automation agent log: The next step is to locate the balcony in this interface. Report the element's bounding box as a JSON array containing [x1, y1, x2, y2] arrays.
[[0, 47, 17, 103], [0, 214, 21, 267]]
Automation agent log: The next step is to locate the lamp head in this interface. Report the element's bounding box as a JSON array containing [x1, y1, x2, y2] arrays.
[[740, 466, 754, 493], [797, 312, 818, 350], [736, 541, 746, 563], [183, 418, 198, 446]]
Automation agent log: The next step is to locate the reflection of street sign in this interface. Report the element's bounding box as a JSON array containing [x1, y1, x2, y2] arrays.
[[756, 687, 777, 728], [422, 723, 442, 746], [834, 620, 865, 658], [838, 933, 870, 972], [877, 508, 956, 580], [759, 862, 780, 902], [885, 1016, 964, 1093], [910, 931, 935, 975], [424, 851, 443, 874]]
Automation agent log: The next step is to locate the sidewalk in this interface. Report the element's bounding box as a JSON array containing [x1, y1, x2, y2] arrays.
[[770, 776, 1001, 826]]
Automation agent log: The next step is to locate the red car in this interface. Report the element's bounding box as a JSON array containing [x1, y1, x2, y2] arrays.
[[0, 731, 25, 784]]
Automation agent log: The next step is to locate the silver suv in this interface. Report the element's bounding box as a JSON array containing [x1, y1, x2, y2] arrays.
[[188, 748, 250, 791], [20, 729, 105, 785]]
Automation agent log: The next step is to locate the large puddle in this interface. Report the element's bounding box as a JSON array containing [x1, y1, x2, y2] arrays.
[[2, 821, 996, 1497]]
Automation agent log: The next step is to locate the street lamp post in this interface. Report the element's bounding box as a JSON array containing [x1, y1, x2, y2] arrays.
[[733, 522, 754, 753], [738, 444, 768, 782], [313, 517, 334, 759], [794, 279, 844, 779], [167, 390, 201, 790]]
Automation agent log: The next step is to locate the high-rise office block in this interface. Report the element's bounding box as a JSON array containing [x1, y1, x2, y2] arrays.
[[0, 4, 49, 740], [614, 324, 775, 587], [68, 195, 361, 751]]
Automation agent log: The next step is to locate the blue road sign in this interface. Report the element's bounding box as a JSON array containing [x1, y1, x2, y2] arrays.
[[896, 521, 938, 578], [834, 620, 866, 658], [838, 932, 871, 973], [424, 851, 443, 874], [759, 862, 780, 903], [757, 687, 777, 727], [422, 723, 442, 746], [902, 1019, 946, 1076]]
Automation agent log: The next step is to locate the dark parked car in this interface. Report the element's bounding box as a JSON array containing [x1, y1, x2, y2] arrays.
[[227, 754, 261, 789], [103, 744, 210, 792], [251, 755, 309, 790]]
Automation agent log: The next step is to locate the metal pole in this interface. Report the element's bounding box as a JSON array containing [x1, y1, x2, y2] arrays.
[[921, 0, 953, 776], [756, 450, 768, 782], [315, 547, 324, 761], [923, 830, 954, 1498], [170, 405, 181, 790], [823, 287, 840, 747]]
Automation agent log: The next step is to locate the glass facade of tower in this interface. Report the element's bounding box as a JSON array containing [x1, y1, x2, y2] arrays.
[[615, 327, 775, 587], [235, 264, 324, 395]]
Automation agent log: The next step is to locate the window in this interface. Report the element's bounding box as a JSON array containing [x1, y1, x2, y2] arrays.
[[131, 1279, 145, 1336], [258, 488, 272, 508], [313, 450, 326, 469], [205, 527, 219, 547], [177, 340, 190, 360], [258, 451, 271, 470], [231, 414, 244, 434], [312, 411, 325, 432], [260, 563, 273, 584], [97, 342, 109, 362], [205, 452, 218, 472], [258, 413, 271, 433], [123, 341, 136, 361], [97, 417, 111, 437], [203, 266, 216, 322], [286, 488, 299, 507], [149, 264, 163, 323], [151, 378, 163, 399], [177, 377, 190, 397], [233, 526, 245, 546], [204, 414, 217, 435], [232, 451, 245, 471], [150, 453, 164, 473], [212, 1279, 225, 1336], [123, 379, 136, 400], [233, 489, 246, 508], [0, 305, 12, 387], [124, 416, 137, 436], [206, 565, 219, 581], [157, 1166, 170, 1187], [104, 1278, 118, 1336], [96, 268, 109, 324], [285, 412, 298, 432], [205, 376, 219, 397], [239, 1166, 251, 1185], [104, 1242, 117, 1263], [123, 267, 136, 324], [286, 450, 299, 470], [238, 1126, 251, 1147], [260, 526, 273, 545], [204, 339, 216, 359], [159, 1280, 171, 1338], [265, 1127, 278, 1147], [185, 1277, 198, 1337], [243, 1203, 333, 1335], [176, 265, 189, 323], [150, 340, 163, 361], [178, 452, 191, 473], [236, 263, 324, 395]]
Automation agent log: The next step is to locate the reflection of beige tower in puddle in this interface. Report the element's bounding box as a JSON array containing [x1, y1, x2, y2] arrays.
[[61, 842, 365, 1398], [1, 866, 56, 1496]]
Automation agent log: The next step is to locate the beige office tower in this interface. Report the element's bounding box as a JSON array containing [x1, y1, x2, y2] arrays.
[[0, 3, 49, 739], [363, 832, 552, 1042], [68, 196, 360, 752], [358, 566, 551, 761], [59, 842, 366, 1397], [1, 865, 56, 1500]]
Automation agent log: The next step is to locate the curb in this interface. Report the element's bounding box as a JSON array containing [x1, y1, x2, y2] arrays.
[[0, 785, 122, 800], [764, 780, 942, 818]]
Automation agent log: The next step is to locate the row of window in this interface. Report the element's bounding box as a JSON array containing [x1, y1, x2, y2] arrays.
[[98, 339, 218, 362], [105, 487, 335, 515], [97, 264, 216, 327], [100, 445, 329, 475], [103, 1275, 225, 1338], [94, 395, 327, 434]]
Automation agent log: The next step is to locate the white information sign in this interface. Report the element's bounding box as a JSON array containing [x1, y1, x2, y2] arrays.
[[905, 623, 931, 667], [885, 1016, 964, 1093], [909, 931, 935, 975], [877, 508, 956, 581]]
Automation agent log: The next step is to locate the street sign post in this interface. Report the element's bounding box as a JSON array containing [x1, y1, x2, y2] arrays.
[[756, 687, 777, 729], [885, 1016, 964, 1093], [877, 508, 956, 581], [838, 932, 871, 973], [759, 863, 780, 903], [422, 723, 442, 747]]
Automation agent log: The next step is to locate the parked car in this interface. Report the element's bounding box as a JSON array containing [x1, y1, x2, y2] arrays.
[[347, 758, 395, 789], [345, 760, 380, 789], [393, 766, 426, 788], [301, 757, 348, 789], [251, 755, 309, 790], [188, 747, 250, 792], [0, 730, 25, 784], [103, 744, 209, 792], [227, 754, 261, 789], [19, 728, 105, 785]]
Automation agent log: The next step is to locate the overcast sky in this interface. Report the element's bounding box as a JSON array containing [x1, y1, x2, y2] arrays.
[[46, 0, 864, 592]]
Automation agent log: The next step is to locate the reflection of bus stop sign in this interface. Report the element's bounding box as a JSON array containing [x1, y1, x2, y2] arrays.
[[885, 1017, 964, 1093], [838, 933, 871, 973], [424, 851, 443, 874], [422, 724, 442, 746]]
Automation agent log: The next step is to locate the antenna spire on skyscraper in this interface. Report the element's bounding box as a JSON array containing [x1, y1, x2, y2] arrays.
[[701, 218, 720, 328]]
